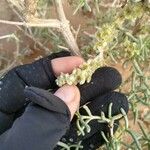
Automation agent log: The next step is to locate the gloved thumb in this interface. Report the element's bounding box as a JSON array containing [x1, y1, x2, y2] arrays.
[[24, 86, 80, 120], [54, 85, 80, 120]]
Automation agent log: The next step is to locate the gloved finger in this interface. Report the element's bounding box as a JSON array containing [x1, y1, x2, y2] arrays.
[[14, 84, 81, 121], [12, 51, 71, 89], [78, 67, 122, 105], [24, 85, 80, 120], [51, 56, 84, 76], [57, 92, 128, 146], [0, 51, 70, 113]]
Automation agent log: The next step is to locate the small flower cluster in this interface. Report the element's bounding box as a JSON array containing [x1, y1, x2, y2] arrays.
[[94, 2, 147, 53], [94, 23, 119, 50], [123, 35, 150, 60], [123, 37, 139, 58], [123, 2, 145, 20], [56, 53, 104, 87]]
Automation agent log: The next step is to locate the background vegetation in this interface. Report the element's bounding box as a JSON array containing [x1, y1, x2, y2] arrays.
[[0, 0, 149, 149]]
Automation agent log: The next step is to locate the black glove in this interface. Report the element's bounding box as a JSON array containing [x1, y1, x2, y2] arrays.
[[0, 86, 71, 150], [0, 51, 71, 134], [0, 51, 129, 150]]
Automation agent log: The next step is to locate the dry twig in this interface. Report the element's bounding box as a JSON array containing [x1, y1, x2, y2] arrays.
[[0, 0, 80, 56], [55, 0, 80, 55]]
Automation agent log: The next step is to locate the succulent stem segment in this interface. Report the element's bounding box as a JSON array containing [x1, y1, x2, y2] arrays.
[[56, 51, 104, 87]]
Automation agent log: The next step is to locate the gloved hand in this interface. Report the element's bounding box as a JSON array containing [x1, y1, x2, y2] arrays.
[[0, 51, 129, 150], [0, 51, 71, 134], [55, 67, 129, 150], [0, 51, 82, 150]]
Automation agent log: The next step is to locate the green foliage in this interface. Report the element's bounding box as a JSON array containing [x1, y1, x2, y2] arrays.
[[76, 104, 128, 137]]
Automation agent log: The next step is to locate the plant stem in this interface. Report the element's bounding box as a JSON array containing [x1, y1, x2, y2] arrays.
[[55, 0, 80, 56]]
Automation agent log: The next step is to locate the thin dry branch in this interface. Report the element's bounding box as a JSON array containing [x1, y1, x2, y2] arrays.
[[5, 0, 80, 56], [0, 19, 61, 28], [55, 0, 80, 56], [16, 26, 51, 53]]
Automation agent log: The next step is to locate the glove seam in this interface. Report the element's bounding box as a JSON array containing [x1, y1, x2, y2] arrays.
[[14, 69, 28, 86]]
